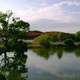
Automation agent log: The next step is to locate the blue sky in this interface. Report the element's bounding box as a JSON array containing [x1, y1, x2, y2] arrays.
[[0, 0, 80, 32]]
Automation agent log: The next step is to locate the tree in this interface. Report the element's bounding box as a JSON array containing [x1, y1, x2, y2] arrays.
[[0, 11, 30, 45], [75, 31, 80, 41], [64, 39, 74, 46], [0, 11, 29, 80], [0, 11, 30, 66], [0, 11, 30, 38]]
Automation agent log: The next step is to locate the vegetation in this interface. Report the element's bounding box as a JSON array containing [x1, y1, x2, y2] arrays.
[[0, 8, 80, 80], [0, 11, 29, 80], [0, 10, 80, 80], [32, 46, 80, 59], [32, 32, 76, 47], [64, 39, 74, 47], [0, 11, 80, 48], [0, 11, 30, 48]]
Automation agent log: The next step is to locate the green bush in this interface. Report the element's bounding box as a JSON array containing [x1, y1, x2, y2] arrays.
[[64, 39, 74, 46], [40, 40, 50, 48]]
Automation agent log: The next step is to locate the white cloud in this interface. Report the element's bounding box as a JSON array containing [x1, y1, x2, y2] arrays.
[[40, 3, 47, 6], [14, 4, 72, 23], [32, 5, 72, 22], [12, 0, 80, 23], [49, 0, 80, 8], [61, 0, 80, 6], [65, 0, 80, 2]]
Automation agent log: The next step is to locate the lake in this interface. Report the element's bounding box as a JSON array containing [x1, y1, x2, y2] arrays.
[[26, 47, 80, 80], [0, 46, 80, 80]]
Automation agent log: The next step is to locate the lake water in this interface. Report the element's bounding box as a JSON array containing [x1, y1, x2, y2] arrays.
[[26, 47, 80, 80], [0, 46, 80, 80]]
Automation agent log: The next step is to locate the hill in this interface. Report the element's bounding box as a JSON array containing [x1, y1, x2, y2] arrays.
[[27, 31, 43, 39], [32, 31, 75, 46]]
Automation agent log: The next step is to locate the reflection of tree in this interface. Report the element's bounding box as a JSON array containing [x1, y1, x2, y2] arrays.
[[0, 74, 6, 80], [32, 47, 63, 59], [7, 54, 28, 80], [0, 11, 29, 80], [75, 47, 80, 57], [32, 47, 58, 59], [0, 40, 28, 80], [64, 47, 75, 52], [32, 46, 80, 60], [56, 47, 63, 59], [32, 48, 50, 59]]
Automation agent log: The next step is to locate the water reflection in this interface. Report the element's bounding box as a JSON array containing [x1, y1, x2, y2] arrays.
[[0, 41, 80, 80], [0, 40, 28, 80], [27, 47, 80, 80], [32, 46, 80, 59]]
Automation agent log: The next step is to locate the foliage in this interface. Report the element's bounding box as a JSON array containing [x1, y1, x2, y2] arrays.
[[64, 39, 74, 46], [75, 31, 80, 41], [0, 11, 29, 80], [0, 11, 30, 51], [40, 40, 50, 48], [0, 11, 30, 39], [32, 32, 75, 47], [32, 32, 58, 46]]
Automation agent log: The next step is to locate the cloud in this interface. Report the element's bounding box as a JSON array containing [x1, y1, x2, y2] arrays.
[[40, 3, 48, 6], [0, 0, 79, 23], [64, 0, 80, 2], [6, 0, 79, 32], [14, 4, 72, 23], [61, 0, 80, 6], [12, 0, 80, 24], [30, 19, 80, 33]]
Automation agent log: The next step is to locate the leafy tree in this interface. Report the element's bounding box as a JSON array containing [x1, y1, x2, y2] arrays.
[[0, 11, 29, 80], [0, 11, 30, 65], [75, 31, 80, 41], [0, 11, 30, 45], [64, 39, 74, 46], [0, 11, 30, 39]]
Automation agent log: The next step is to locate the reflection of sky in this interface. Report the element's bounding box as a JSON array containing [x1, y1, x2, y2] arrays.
[[0, 0, 80, 32], [26, 50, 80, 79]]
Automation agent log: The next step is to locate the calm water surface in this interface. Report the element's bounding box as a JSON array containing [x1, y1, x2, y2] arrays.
[[26, 47, 80, 80]]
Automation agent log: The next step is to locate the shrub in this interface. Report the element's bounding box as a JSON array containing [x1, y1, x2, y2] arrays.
[[64, 39, 74, 46], [40, 40, 50, 48]]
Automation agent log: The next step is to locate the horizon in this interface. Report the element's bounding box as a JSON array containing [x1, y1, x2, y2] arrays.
[[0, 0, 80, 33]]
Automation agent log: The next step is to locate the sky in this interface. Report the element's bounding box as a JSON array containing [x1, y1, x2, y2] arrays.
[[0, 0, 80, 33]]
